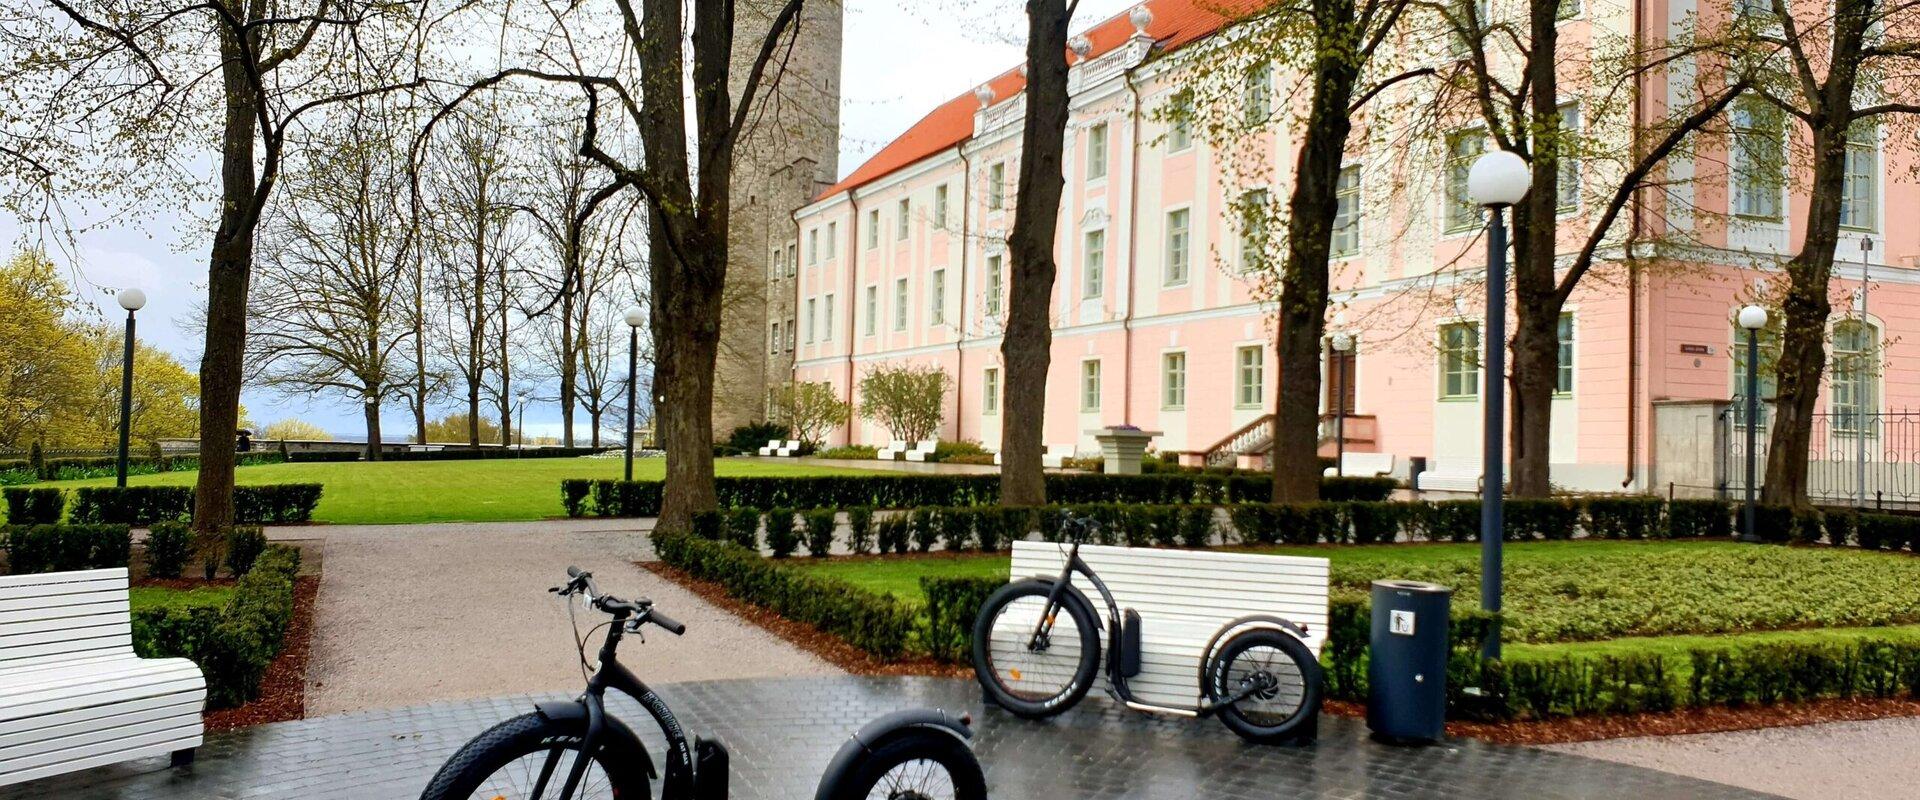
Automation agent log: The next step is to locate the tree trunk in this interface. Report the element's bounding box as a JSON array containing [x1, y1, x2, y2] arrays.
[[497, 255, 512, 447], [1270, 3, 1361, 503], [364, 399, 383, 462], [413, 254, 430, 445], [559, 251, 578, 448], [1763, 122, 1847, 507], [999, 0, 1072, 507], [1504, 0, 1563, 498], [590, 410, 602, 448], [649, 222, 722, 530]]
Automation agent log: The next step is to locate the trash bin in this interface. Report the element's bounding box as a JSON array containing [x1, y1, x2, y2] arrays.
[[1367, 579, 1452, 743]]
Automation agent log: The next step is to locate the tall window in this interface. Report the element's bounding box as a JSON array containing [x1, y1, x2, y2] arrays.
[[1556, 313, 1574, 394], [988, 162, 1006, 210], [896, 199, 910, 240], [866, 209, 879, 247], [1081, 360, 1102, 412], [1243, 62, 1272, 125], [769, 246, 781, 282], [1162, 352, 1187, 409], [770, 322, 780, 354], [826, 222, 837, 258], [1332, 166, 1361, 257], [1841, 120, 1878, 230], [804, 298, 817, 343], [1167, 90, 1194, 152], [1833, 320, 1878, 435], [1087, 122, 1109, 180], [1732, 99, 1784, 220], [1556, 105, 1581, 213], [1084, 229, 1106, 297], [983, 368, 1000, 414], [1440, 322, 1480, 398], [785, 243, 796, 276], [930, 269, 946, 325], [1164, 208, 1191, 285], [823, 294, 834, 341], [985, 254, 1003, 316], [787, 318, 795, 350], [1236, 346, 1264, 407], [807, 229, 819, 265], [1731, 320, 1779, 427], [894, 278, 909, 331], [864, 286, 877, 336], [1445, 130, 1484, 232], [1239, 189, 1269, 272], [933, 185, 949, 228]]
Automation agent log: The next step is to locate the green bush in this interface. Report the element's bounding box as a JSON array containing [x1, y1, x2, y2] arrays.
[[1177, 505, 1216, 547], [200, 545, 301, 707], [765, 507, 799, 558], [0, 459, 36, 486], [846, 506, 875, 554], [561, 479, 592, 518], [3, 487, 64, 525], [938, 507, 977, 551], [1504, 498, 1580, 541], [1227, 504, 1278, 545], [908, 508, 939, 552], [921, 576, 1007, 662], [654, 533, 915, 658], [816, 444, 879, 460], [145, 521, 193, 578], [803, 508, 837, 557], [1667, 499, 1731, 538], [223, 527, 267, 576], [876, 513, 910, 554], [1820, 508, 1857, 547], [1856, 513, 1918, 551], [285, 451, 360, 463], [691, 511, 724, 541], [3, 524, 132, 574], [1584, 497, 1663, 540], [929, 440, 988, 463], [726, 508, 762, 550], [66, 484, 321, 525], [725, 422, 791, 456], [1347, 501, 1406, 544], [1421, 500, 1480, 542], [1320, 476, 1398, 502], [234, 484, 324, 523]]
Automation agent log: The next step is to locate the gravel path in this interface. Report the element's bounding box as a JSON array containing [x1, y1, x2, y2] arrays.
[[273, 519, 839, 715], [1548, 715, 1920, 799]]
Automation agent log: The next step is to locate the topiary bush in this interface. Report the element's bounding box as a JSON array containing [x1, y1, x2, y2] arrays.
[[145, 521, 193, 578], [764, 507, 799, 558], [877, 513, 910, 554], [726, 508, 762, 550], [1584, 497, 1663, 540], [692, 510, 725, 541], [803, 508, 837, 557], [845, 506, 875, 554], [1667, 499, 1732, 538], [1177, 505, 1215, 547], [2, 524, 131, 574], [224, 526, 268, 576], [908, 508, 939, 552], [921, 575, 1008, 662], [3, 487, 64, 525], [654, 533, 915, 658]]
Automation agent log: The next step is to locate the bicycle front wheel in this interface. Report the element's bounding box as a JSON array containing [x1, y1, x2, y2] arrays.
[[815, 728, 988, 800], [971, 580, 1100, 719], [418, 712, 650, 800]]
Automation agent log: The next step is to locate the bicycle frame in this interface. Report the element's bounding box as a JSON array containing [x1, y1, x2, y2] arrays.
[[548, 609, 700, 800]]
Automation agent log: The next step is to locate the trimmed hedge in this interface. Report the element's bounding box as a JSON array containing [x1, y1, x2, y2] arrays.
[[2, 524, 132, 573], [653, 532, 917, 658], [3, 487, 64, 525], [146, 521, 194, 578], [921, 576, 1006, 662], [132, 545, 302, 708], [28, 452, 284, 482], [287, 451, 361, 463], [382, 446, 611, 462], [67, 484, 324, 525]]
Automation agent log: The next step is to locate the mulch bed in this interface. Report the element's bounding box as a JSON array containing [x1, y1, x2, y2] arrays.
[[203, 575, 317, 732]]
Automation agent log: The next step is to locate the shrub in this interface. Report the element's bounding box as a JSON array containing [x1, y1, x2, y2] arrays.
[[846, 506, 875, 554], [1503, 498, 1580, 541], [145, 521, 193, 578], [1667, 499, 1732, 539], [816, 445, 879, 460], [562, 480, 592, 518], [1856, 513, 1918, 551], [3, 487, 64, 525], [1268, 503, 1339, 545], [1319, 476, 1398, 502], [1177, 505, 1216, 548], [691, 511, 725, 541], [1820, 508, 1857, 547], [200, 545, 301, 707], [2, 524, 131, 573], [234, 484, 324, 523], [929, 440, 988, 463], [1789, 507, 1827, 545], [1347, 501, 1406, 544], [877, 514, 910, 554], [1228, 504, 1278, 545], [724, 422, 790, 456], [70, 486, 193, 525], [976, 507, 1031, 552], [764, 507, 799, 558], [943, 453, 998, 466], [937, 507, 976, 551], [909, 508, 939, 552], [803, 508, 837, 557], [285, 451, 360, 463], [1421, 500, 1480, 542], [725, 508, 762, 550], [921, 576, 1007, 662], [654, 533, 916, 658], [224, 527, 268, 576], [1584, 497, 1663, 540]]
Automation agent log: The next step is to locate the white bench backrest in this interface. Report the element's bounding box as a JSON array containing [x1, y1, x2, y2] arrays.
[[1432, 457, 1482, 475], [1008, 541, 1328, 708], [0, 569, 135, 671], [1341, 452, 1396, 475]]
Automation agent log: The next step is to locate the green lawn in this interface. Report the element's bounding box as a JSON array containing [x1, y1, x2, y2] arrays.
[[789, 539, 1920, 644], [30, 458, 877, 525], [129, 584, 234, 612]]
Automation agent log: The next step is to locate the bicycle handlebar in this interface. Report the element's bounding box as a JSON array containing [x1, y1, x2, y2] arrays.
[[558, 566, 686, 636]]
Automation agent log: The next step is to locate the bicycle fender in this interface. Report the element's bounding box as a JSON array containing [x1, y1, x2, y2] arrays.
[[1197, 615, 1312, 689], [813, 708, 973, 800], [534, 700, 658, 780]]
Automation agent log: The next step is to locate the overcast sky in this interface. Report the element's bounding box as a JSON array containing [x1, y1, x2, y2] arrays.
[[3, 0, 1138, 441]]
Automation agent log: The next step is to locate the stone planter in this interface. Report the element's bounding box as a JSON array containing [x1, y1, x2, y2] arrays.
[[1089, 427, 1162, 475]]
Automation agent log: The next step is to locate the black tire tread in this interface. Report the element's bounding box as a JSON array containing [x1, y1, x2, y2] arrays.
[[971, 579, 1101, 720], [418, 711, 649, 800], [819, 730, 987, 800], [1206, 628, 1324, 745]]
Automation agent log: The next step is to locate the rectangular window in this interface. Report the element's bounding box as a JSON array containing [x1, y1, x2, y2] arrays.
[[1556, 313, 1574, 394], [1332, 166, 1361, 258], [804, 298, 817, 344], [1087, 122, 1109, 180], [826, 222, 837, 258], [934, 185, 949, 228], [1732, 99, 1784, 220], [1235, 346, 1264, 408], [897, 199, 910, 240], [1081, 360, 1102, 412], [1083, 229, 1106, 298], [930, 269, 946, 325], [866, 209, 879, 247], [1445, 130, 1484, 232], [1164, 208, 1190, 285], [983, 368, 1000, 415], [823, 294, 835, 341], [988, 162, 1006, 210], [1841, 120, 1878, 230], [864, 286, 877, 336], [1440, 322, 1481, 398], [770, 247, 781, 281], [770, 322, 780, 354], [807, 229, 819, 265], [787, 318, 795, 350], [1243, 62, 1272, 125], [985, 255, 1004, 316], [1833, 321, 1878, 434], [1239, 189, 1269, 272], [1162, 352, 1187, 409], [1167, 90, 1194, 152], [785, 244, 796, 276], [894, 278, 909, 331], [1557, 0, 1580, 19], [1557, 105, 1581, 213]]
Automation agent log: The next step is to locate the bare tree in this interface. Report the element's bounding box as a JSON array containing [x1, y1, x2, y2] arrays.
[[424, 110, 518, 447]]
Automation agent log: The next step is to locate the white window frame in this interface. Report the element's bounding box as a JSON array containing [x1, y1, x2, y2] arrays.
[[988, 162, 1006, 210], [933, 185, 949, 228], [1732, 98, 1785, 221], [1841, 120, 1879, 231], [1238, 189, 1269, 272], [985, 254, 1004, 316], [930, 269, 947, 325], [1444, 130, 1485, 234], [1081, 359, 1103, 412], [1162, 351, 1187, 410], [1164, 207, 1191, 286], [893, 278, 909, 331], [823, 294, 835, 341], [804, 298, 817, 344], [983, 367, 1000, 415], [1332, 166, 1361, 258], [864, 285, 878, 336], [1087, 122, 1109, 180], [826, 222, 837, 258], [1235, 345, 1264, 408], [896, 198, 910, 240], [1439, 322, 1481, 399]]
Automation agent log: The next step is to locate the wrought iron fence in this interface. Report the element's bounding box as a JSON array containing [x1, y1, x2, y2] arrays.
[[1720, 407, 1920, 508]]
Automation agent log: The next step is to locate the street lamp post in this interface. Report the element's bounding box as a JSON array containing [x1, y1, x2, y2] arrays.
[[1330, 332, 1354, 476], [1738, 304, 1769, 542], [623, 306, 645, 482], [115, 288, 147, 488], [1466, 151, 1530, 661]]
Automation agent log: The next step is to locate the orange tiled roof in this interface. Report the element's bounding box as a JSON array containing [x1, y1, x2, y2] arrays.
[[815, 0, 1256, 202]]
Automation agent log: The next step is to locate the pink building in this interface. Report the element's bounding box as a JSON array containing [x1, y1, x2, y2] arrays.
[[784, 0, 1915, 497]]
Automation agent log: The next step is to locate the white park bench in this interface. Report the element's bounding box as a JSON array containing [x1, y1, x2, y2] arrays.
[[0, 569, 205, 787], [775, 440, 803, 457], [1008, 540, 1329, 710], [1324, 452, 1397, 478], [756, 439, 782, 456], [1417, 456, 1482, 492], [1041, 444, 1075, 469], [875, 440, 909, 461], [901, 440, 938, 462]]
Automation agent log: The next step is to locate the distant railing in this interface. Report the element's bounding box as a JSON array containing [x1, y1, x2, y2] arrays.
[[1720, 407, 1920, 508]]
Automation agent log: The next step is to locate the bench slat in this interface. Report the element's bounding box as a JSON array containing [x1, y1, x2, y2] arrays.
[[0, 706, 203, 762], [0, 695, 202, 750], [0, 722, 202, 784], [0, 670, 205, 724]]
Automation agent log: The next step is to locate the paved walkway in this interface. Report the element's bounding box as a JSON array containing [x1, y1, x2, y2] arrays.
[[269, 519, 837, 715], [0, 677, 1777, 800], [1551, 715, 1920, 800]]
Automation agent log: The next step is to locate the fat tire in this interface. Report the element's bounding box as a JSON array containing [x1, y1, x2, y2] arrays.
[[816, 729, 988, 800], [1205, 628, 1324, 745], [418, 711, 651, 800], [971, 579, 1100, 719]]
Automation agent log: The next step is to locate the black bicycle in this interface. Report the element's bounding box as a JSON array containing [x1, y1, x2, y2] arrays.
[[421, 566, 988, 800], [971, 515, 1323, 744]]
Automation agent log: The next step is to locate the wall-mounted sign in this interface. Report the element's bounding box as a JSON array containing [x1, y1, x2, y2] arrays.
[[1680, 344, 1714, 355]]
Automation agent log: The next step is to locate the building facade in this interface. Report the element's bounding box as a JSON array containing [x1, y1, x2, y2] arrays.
[[788, 0, 1915, 496]]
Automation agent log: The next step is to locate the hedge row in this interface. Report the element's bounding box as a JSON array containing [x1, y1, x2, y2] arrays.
[[4, 487, 64, 525], [653, 532, 918, 658], [131, 544, 301, 708], [57, 484, 324, 525], [2, 524, 132, 574], [11, 452, 286, 483], [566, 474, 1398, 517]]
